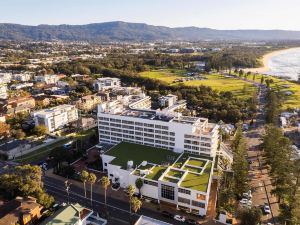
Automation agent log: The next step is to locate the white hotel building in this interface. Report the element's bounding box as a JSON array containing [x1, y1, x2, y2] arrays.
[[98, 94, 219, 158], [33, 104, 78, 133]]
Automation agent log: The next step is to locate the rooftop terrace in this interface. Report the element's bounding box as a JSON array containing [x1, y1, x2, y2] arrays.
[[106, 142, 180, 170]]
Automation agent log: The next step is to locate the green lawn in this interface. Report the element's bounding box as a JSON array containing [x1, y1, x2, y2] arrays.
[[163, 176, 179, 183], [186, 158, 206, 167], [183, 166, 203, 173], [145, 166, 167, 180], [180, 162, 212, 192], [107, 142, 180, 169], [167, 169, 184, 178], [139, 70, 257, 99]]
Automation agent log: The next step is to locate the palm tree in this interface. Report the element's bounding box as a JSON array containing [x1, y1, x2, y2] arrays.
[[80, 170, 89, 198], [88, 173, 97, 205], [101, 176, 110, 211], [131, 196, 142, 214], [127, 185, 135, 222]]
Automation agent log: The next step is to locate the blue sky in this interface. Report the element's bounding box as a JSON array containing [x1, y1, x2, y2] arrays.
[[1, 0, 300, 30]]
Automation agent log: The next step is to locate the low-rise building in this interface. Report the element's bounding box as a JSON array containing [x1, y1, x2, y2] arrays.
[[159, 94, 178, 107], [6, 96, 36, 115], [0, 139, 31, 160], [33, 104, 78, 133], [94, 77, 121, 91], [79, 117, 97, 130], [102, 142, 214, 216], [0, 84, 8, 99], [75, 95, 101, 112], [0, 196, 43, 225], [40, 203, 107, 225], [0, 72, 12, 83], [12, 73, 32, 82], [34, 74, 60, 84]]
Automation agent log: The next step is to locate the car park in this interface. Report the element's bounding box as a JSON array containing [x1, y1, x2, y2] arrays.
[[174, 215, 185, 222]]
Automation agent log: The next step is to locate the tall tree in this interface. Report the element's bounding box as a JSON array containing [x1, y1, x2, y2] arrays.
[[135, 178, 143, 197], [127, 184, 136, 221], [131, 196, 142, 214], [88, 173, 97, 205], [80, 170, 89, 198], [238, 207, 262, 225]]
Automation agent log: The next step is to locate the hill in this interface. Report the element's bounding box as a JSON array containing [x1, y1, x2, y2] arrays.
[[1, 21, 300, 42]]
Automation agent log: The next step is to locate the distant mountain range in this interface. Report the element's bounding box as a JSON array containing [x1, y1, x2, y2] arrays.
[[1, 21, 300, 42]]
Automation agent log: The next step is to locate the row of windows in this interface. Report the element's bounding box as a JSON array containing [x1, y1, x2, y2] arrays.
[[144, 180, 158, 186], [191, 200, 205, 208], [161, 184, 175, 200], [184, 134, 212, 142], [178, 197, 190, 205], [178, 188, 191, 195]]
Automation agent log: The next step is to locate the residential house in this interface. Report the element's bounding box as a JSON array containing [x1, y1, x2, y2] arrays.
[[12, 73, 32, 82], [0, 72, 12, 83], [40, 203, 107, 225], [34, 74, 60, 84], [94, 77, 121, 91], [76, 95, 101, 112], [6, 96, 36, 115], [0, 84, 8, 99], [0, 196, 43, 225]]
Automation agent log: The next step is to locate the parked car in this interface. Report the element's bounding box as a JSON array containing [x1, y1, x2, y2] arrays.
[[174, 215, 185, 222], [240, 198, 249, 205], [185, 218, 200, 224], [161, 211, 173, 218], [263, 203, 271, 214]]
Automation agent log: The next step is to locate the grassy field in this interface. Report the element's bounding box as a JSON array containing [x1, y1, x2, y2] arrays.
[[139, 70, 257, 99], [237, 73, 300, 109]]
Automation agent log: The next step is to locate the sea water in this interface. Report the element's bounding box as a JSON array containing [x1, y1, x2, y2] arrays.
[[267, 48, 300, 80]]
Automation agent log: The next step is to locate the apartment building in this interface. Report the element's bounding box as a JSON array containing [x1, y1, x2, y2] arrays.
[[159, 94, 178, 107], [34, 74, 59, 84], [98, 94, 219, 158], [33, 104, 78, 133], [0, 84, 7, 99], [75, 94, 101, 112], [102, 142, 214, 216], [94, 77, 121, 91]]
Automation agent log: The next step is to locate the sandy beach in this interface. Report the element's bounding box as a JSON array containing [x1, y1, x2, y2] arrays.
[[245, 48, 300, 74]]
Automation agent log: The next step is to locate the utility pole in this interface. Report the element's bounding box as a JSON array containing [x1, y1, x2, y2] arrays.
[[65, 180, 72, 204]]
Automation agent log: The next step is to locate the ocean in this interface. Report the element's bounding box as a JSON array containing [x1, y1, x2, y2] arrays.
[[267, 48, 300, 80]]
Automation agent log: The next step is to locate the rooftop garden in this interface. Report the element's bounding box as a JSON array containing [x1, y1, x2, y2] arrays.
[[145, 165, 167, 180], [180, 161, 212, 192], [167, 169, 185, 178], [186, 158, 206, 167], [163, 176, 179, 183], [183, 165, 203, 173], [106, 142, 180, 169]]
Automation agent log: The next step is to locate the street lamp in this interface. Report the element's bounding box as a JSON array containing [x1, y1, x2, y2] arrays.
[[65, 180, 72, 204]]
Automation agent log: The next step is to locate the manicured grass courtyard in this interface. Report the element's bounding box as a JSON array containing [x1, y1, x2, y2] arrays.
[[145, 166, 167, 180], [167, 169, 184, 178], [180, 161, 212, 192], [182, 165, 203, 173], [186, 158, 206, 167], [107, 142, 180, 169]]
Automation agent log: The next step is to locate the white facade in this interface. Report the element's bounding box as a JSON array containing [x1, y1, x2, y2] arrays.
[[34, 74, 59, 84], [10, 83, 34, 90], [0, 84, 8, 99], [0, 73, 12, 83], [33, 104, 78, 133], [94, 77, 121, 91], [12, 73, 32, 82]]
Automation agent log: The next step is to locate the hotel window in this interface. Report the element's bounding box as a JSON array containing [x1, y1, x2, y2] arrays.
[[170, 137, 175, 141], [184, 140, 191, 144], [191, 200, 205, 208], [162, 131, 168, 135], [136, 127, 143, 131], [144, 180, 158, 186], [178, 188, 191, 195], [155, 130, 161, 134], [135, 122, 143, 126], [170, 132, 175, 136], [178, 197, 190, 205], [161, 126, 168, 130], [144, 128, 154, 133], [161, 184, 175, 200], [155, 125, 161, 129]]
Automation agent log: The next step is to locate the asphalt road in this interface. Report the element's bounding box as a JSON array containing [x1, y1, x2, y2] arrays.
[[245, 86, 279, 225], [43, 176, 183, 225]]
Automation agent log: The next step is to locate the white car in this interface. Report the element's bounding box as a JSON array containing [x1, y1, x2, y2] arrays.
[[240, 198, 248, 204], [174, 215, 185, 222], [263, 204, 271, 214]]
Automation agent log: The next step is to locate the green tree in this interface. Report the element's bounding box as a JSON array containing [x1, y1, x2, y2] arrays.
[[127, 184, 136, 220], [131, 196, 142, 214], [88, 173, 97, 205], [0, 121, 10, 138], [34, 125, 48, 136], [80, 170, 89, 198], [135, 178, 143, 197], [238, 207, 262, 225]]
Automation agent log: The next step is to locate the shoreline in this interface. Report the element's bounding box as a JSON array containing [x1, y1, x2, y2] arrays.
[[245, 47, 300, 74]]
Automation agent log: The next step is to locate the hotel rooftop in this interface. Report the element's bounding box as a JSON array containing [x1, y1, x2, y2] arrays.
[[105, 142, 213, 192]]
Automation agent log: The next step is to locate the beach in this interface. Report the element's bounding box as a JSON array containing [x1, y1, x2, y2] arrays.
[[245, 47, 300, 74]]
